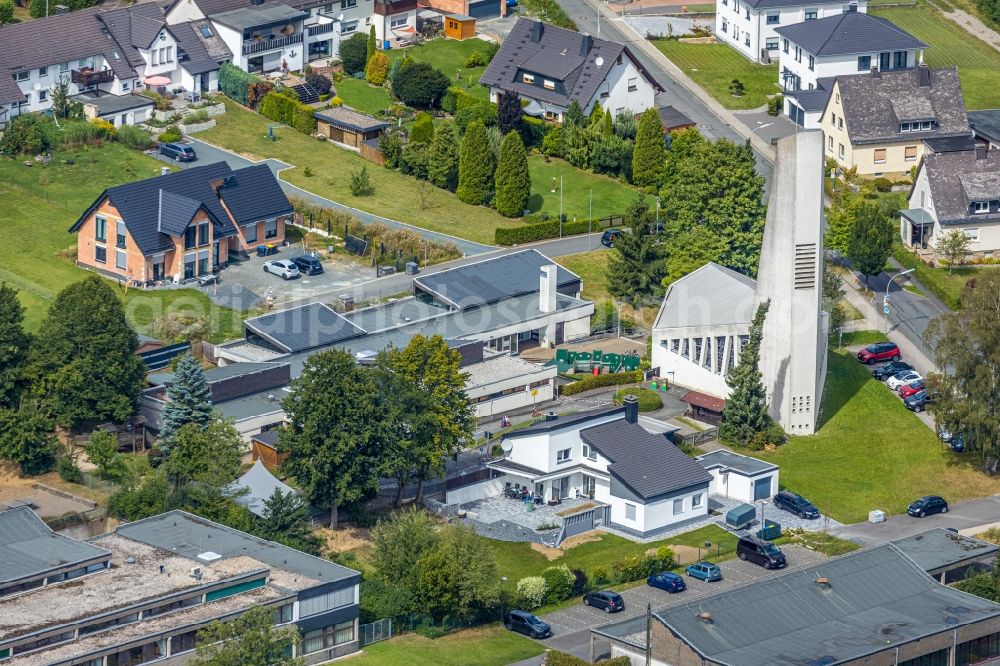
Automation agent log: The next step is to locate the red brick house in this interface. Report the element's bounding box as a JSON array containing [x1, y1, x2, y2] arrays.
[[70, 162, 292, 285]]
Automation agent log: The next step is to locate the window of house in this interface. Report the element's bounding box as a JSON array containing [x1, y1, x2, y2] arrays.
[[341, 0, 357, 7], [879, 51, 890, 69], [556, 448, 571, 463], [808, 55, 815, 70], [858, 55, 871, 71], [828, 135, 833, 151], [973, 201, 989, 214], [722, 18, 729, 32], [184, 253, 196, 280], [543, 79, 555, 90], [197, 250, 209, 275], [167, 46, 174, 62], [95, 216, 107, 242], [673, 498, 684, 515], [122, 81, 130, 91], [152, 50, 159, 66], [831, 112, 837, 126], [522, 73, 534, 84], [744, 33, 750, 46], [582, 444, 597, 461], [116, 220, 126, 249], [874, 148, 887, 164], [171, 631, 197, 655], [805, 8, 817, 18], [836, 93, 840, 103], [625, 503, 636, 520], [744, 7, 749, 18], [838, 143, 845, 158], [794, 46, 802, 62], [15, 70, 28, 82], [783, 38, 789, 53], [838, 116, 843, 130], [200, 25, 214, 38], [766, 10, 779, 23], [116, 249, 127, 270], [900, 122, 911, 132], [265, 218, 278, 239], [38, 66, 47, 77], [921, 120, 934, 130], [964, 228, 980, 242], [627, 77, 637, 91], [893, 50, 907, 68], [184, 226, 197, 250], [341, 19, 358, 33], [198, 221, 209, 246], [905, 145, 918, 161], [390, 14, 407, 27], [302, 621, 355, 654], [808, 82, 814, 90], [95, 245, 107, 263], [765, 37, 778, 50], [692, 493, 703, 508], [324, 2, 333, 11]]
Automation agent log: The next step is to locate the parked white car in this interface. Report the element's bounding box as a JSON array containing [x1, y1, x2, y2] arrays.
[[886, 370, 922, 390], [262, 259, 300, 280]]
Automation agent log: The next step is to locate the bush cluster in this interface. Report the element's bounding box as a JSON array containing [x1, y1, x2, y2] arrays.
[[494, 217, 598, 245], [514, 566, 582, 609], [518, 0, 577, 29], [561, 371, 644, 396], [258, 90, 316, 134], [218, 63, 257, 107], [0, 114, 156, 155], [547, 652, 631, 666], [609, 547, 674, 583]]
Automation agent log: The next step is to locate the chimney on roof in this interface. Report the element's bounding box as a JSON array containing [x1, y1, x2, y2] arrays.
[[530, 20, 543, 43], [814, 576, 832, 589], [623, 394, 639, 424], [539, 264, 557, 313], [917, 63, 931, 87], [160, 166, 170, 176], [580, 34, 593, 56], [847, 2, 857, 10], [976, 144, 989, 160]]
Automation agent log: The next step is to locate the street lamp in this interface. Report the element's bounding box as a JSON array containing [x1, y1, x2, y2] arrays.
[[883, 268, 915, 333], [500, 576, 508, 621], [759, 499, 768, 529]]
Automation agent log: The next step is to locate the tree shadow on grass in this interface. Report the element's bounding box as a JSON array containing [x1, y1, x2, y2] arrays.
[[526, 193, 544, 214]]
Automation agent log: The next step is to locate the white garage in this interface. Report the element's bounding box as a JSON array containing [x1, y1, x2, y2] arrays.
[[697, 450, 778, 503]]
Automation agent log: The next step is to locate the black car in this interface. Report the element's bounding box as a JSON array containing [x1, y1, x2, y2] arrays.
[[949, 434, 966, 453], [583, 590, 625, 613], [872, 360, 913, 381], [903, 389, 935, 412], [908, 495, 949, 518], [503, 610, 551, 638], [773, 490, 820, 519], [292, 254, 323, 275], [601, 229, 625, 247], [737, 536, 787, 569], [158, 142, 196, 162]]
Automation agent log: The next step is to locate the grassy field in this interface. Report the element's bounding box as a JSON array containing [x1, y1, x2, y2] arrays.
[[0, 144, 244, 339], [351, 626, 543, 666], [386, 39, 492, 101], [201, 99, 528, 245], [756, 348, 1000, 523], [651, 39, 779, 110], [527, 157, 645, 220], [557, 251, 611, 301], [873, 3, 1000, 109], [333, 77, 393, 115], [892, 244, 986, 308]]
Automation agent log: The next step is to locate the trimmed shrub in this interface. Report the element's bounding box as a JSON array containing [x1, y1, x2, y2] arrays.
[[521, 115, 548, 149], [159, 126, 182, 144], [330, 96, 344, 107], [115, 124, 153, 150], [219, 62, 256, 106], [57, 456, 83, 484], [293, 104, 316, 135], [365, 52, 389, 86], [561, 371, 644, 396], [340, 33, 369, 74], [871, 176, 893, 192], [570, 568, 588, 596], [767, 94, 784, 116], [409, 111, 434, 143], [494, 131, 530, 217], [613, 388, 662, 412], [591, 565, 610, 586], [465, 51, 487, 67], [394, 62, 450, 108], [515, 576, 547, 610], [305, 72, 332, 96], [494, 217, 595, 245], [542, 565, 575, 604], [258, 91, 315, 134]]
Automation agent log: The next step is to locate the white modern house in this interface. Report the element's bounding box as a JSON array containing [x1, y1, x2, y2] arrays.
[[697, 450, 779, 503], [487, 398, 713, 538], [207, 3, 310, 74], [715, 0, 868, 64], [776, 10, 926, 128], [900, 146, 1000, 257], [480, 18, 659, 122]]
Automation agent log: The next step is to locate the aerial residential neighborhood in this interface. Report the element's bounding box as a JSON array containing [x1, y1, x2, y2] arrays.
[[3, 0, 1000, 662]]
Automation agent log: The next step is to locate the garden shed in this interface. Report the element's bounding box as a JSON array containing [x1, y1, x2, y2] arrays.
[[314, 107, 389, 149], [444, 13, 476, 40]]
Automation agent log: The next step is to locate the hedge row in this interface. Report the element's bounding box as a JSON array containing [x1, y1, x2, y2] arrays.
[[218, 63, 255, 107], [495, 217, 596, 245], [548, 653, 630, 666], [258, 91, 316, 135], [561, 371, 644, 396], [592, 547, 675, 586]]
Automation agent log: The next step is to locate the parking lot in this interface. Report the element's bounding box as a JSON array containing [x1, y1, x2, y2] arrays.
[[530, 544, 828, 661]]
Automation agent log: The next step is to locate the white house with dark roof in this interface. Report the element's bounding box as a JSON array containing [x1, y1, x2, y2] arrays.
[[715, 0, 868, 64], [821, 65, 971, 177], [901, 147, 1000, 257], [775, 10, 926, 128], [479, 18, 659, 122]]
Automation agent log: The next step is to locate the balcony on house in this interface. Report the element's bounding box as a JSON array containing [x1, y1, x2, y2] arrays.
[[210, 3, 309, 57], [71, 68, 115, 86], [374, 0, 418, 15], [242, 32, 303, 56], [306, 21, 335, 36]]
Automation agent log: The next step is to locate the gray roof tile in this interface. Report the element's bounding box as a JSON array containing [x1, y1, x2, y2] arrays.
[[834, 67, 969, 145], [0, 507, 111, 586], [217, 163, 294, 225], [653, 261, 756, 330], [969, 109, 1000, 144], [158, 190, 205, 236], [774, 12, 925, 57], [190, 19, 234, 62], [245, 302, 365, 353], [921, 149, 1000, 224], [314, 106, 389, 132], [580, 419, 711, 499], [174, 21, 224, 75]]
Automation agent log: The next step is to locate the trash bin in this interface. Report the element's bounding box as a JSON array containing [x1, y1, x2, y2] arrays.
[[756, 519, 781, 541], [868, 509, 886, 524], [405, 261, 419, 275]]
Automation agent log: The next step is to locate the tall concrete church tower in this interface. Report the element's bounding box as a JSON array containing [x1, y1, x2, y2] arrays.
[[754, 131, 828, 435]]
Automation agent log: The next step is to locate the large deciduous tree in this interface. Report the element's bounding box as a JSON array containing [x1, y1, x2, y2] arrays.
[[494, 131, 530, 218], [0, 403, 57, 475], [192, 606, 302, 666], [280, 349, 388, 526], [456, 119, 495, 205], [719, 301, 772, 448], [415, 523, 500, 624], [607, 195, 666, 307], [339, 33, 368, 75], [29, 277, 146, 430], [925, 272, 1000, 474], [159, 354, 213, 454], [162, 419, 243, 493], [0, 283, 31, 409], [846, 201, 893, 288], [631, 108, 667, 188]]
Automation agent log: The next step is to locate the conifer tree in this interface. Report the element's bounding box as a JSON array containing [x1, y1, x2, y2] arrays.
[[497, 90, 522, 136], [719, 301, 772, 448], [0, 283, 31, 409], [632, 108, 668, 188], [366, 25, 377, 64], [456, 119, 495, 205], [159, 354, 213, 453], [607, 196, 665, 306], [494, 131, 530, 217], [427, 122, 459, 190]]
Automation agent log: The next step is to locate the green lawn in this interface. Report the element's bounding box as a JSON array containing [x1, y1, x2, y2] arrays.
[[0, 144, 244, 340], [557, 251, 611, 302], [527, 157, 646, 220], [351, 626, 543, 666], [756, 348, 1000, 523], [202, 99, 530, 245], [333, 77, 393, 115], [386, 38, 492, 100], [651, 39, 779, 110], [873, 4, 1000, 109], [892, 244, 984, 308]]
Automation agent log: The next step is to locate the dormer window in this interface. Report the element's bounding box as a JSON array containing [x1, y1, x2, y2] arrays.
[[522, 73, 534, 84], [543, 79, 555, 90], [973, 201, 990, 214], [901, 120, 936, 132]]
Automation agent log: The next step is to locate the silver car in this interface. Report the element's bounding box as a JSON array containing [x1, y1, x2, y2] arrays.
[[262, 259, 300, 280]]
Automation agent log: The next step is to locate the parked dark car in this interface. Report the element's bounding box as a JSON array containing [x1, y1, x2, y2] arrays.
[[601, 229, 625, 247], [908, 495, 949, 518], [685, 561, 722, 582], [159, 142, 196, 162], [904, 389, 935, 412], [583, 590, 625, 613], [503, 610, 551, 638], [773, 490, 820, 519], [647, 571, 686, 593], [737, 536, 787, 570], [292, 254, 324, 275], [949, 434, 966, 453], [872, 360, 913, 381], [857, 342, 901, 364]]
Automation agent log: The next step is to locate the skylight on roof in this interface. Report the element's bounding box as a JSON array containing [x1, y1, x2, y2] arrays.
[[200, 25, 214, 38], [197, 551, 222, 562]]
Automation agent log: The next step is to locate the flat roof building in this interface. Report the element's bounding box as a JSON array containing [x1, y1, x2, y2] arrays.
[[0, 508, 360, 666]]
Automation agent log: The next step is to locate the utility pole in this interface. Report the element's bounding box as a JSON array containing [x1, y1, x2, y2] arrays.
[[589, 189, 593, 251], [559, 175, 563, 238], [645, 603, 652, 666]]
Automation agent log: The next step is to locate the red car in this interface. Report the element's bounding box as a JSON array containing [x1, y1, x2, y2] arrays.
[[899, 379, 926, 399], [857, 342, 901, 364]]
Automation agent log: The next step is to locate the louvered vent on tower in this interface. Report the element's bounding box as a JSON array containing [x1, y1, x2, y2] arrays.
[[794, 243, 817, 289]]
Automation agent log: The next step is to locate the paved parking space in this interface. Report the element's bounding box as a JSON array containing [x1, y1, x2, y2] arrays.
[[526, 544, 827, 661], [221, 249, 376, 307]]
